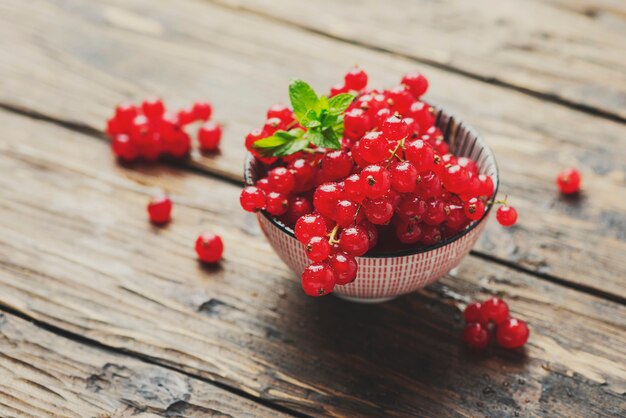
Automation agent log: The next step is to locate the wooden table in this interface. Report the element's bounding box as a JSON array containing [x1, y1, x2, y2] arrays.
[[1, 0, 625, 416]]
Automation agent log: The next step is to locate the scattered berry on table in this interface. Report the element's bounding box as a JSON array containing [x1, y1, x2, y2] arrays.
[[496, 205, 518, 227], [147, 194, 172, 225], [195, 232, 224, 263], [463, 322, 490, 350], [198, 121, 222, 152], [463, 297, 529, 350], [556, 168, 581, 195], [496, 317, 529, 349], [480, 297, 509, 325]]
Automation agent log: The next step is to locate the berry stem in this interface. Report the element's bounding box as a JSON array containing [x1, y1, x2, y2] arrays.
[[327, 224, 341, 245], [386, 138, 405, 168]]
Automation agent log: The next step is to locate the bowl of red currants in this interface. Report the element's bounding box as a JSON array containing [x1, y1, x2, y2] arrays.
[[241, 69, 501, 303]]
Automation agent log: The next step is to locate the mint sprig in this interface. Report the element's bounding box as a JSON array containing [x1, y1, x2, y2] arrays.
[[253, 80, 354, 157]]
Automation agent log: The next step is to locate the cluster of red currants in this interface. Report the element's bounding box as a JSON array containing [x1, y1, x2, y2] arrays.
[[240, 68, 518, 296], [463, 297, 529, 350], [106, 98, 222, 162]]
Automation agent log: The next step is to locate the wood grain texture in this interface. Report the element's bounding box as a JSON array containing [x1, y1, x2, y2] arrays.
[[0, 312, 288, 418], [1, 0, 625, 301], [1, 110, 624, 417], [211, 0, 626, 120]]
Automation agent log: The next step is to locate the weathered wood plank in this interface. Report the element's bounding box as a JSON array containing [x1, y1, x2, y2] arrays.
[[1, 0, 625, 300], [0, 312, 289, 418], [211, 0, 626, 120], [1, 110, 624, 416]]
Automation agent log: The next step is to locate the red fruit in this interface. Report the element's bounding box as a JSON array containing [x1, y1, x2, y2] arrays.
[[295, 213, 328, 244], [381, 115, 409, 141], [111, 134, 139, 161], [266, 104, 293, 124], [408, 102, 434, 131], [165, 131, 191, 158], [159, 112, 182, 139], [284, 197, 313, 226], [496, 318, 529, 349], [477, 174, 495, 198], [302, 263, 336, 296], [385, 86, 413, 115], [195, 232, 224, 263], [344, 67, 368, 91], [363, 197, 394, 225], [313, 182, 343, 218], [401, 72, 429, 98], [464, 302, 483, 324], [130, 114, 151, 145], [328, 252, 358, 285], [404, 139, 435, 172], [240, 186, 266, 212], [463, 323, 490, 350], [344, 108, 371, 140], [267, 167, 296, 194], [357, 131, 388, 163], [321, 150, 353, 181], [481, 297, 509, 324], [423, 198, 446, 226], [420, 224, 442, 245], [338, 226, 369, 256], [445, 202, 469, 232], [394, 219, 422, 244], [442, 164, 470, 193], [177, 106, 196, 126], [556, 168, 581, 194], [141, 97, 165, 121], [397, 194, 427, 222], [361, 220, 379, 249], [264, 117, 283, 133], [265, 192, 289, 216], [344, 174, 366, 203], [305, 236, 331, 262], [329, 83, 348, 97], [147, 195, 172, 225], [106, 117, 121, 138], [390, 161, 418, 193], [140, 132, 163, 161], [192, 101, 212, 121], [114, 103, 138, 129], [256, 177, 271, 192], [361, 165, 391, 199], [289, 158, 317, 192], [198, 121, 222, 151], [334, 200, 361, 227], [417, 171, 442, 198], [457, 157, 478, 174], [374, 108, 393, 126], [464, 197, 486, 221], [496, 205, 518, 227]]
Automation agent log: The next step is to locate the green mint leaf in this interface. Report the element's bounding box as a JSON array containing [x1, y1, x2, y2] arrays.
[[305, 120, 321, 129], [308, 128, 341, 150], [252, 135, 289, 149], [289, 79, 319, 123], [328, 93, 355, 116], [319, 95, 329, 111], [273, 138, 309, 156]]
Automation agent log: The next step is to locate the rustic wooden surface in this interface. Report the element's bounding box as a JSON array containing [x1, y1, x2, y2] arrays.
[[0, 0, 625, 417]]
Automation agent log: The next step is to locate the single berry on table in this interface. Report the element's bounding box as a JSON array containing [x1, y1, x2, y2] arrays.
[[464, 302, 483, 323], [556, 168, 581, 195], [198, 121, 222, 152], [496, 205, 518, 227], [480, 297, 509, 325], [496, 317, 529, 349], [463, 322, 490, 350], [147, 195, 172, 225], [192, 101, 213, 121], [195, 232, 224, 263]]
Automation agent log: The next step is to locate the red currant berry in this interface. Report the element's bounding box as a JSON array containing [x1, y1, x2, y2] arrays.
[[159, 112, 182, 139], [374, 107, 392, 126], [165, 131, 191, 158], [284, 196, 313, 226], [394, 219, 422, 244], [361, 220, 379, 249], [416, 171, 443, 198], [177, 106, 196, 126], [344, 174, 366, 203], [288, 158, 317, 192], [313, 182, 343, 219], [344, 108, 371, 140], [147, 195, 172, 225], [130, 114, 151, 144], [442, 164, 470, 194], [420, 224, 442, 245], [267, 167, 296, 194], [256, 177, 271, 192], [496, 318, 529, 349], [381, 115, 409, 141], [404, 139, 435, 172], [305, 236, 331, 262], [192, 101, 212, 121], [496, 205, 518, 227], [111, 134, 139, 161], [556, 168, 581, 194], [195, 232, 224, 263], [385, 86, 413, 115], [363, 197, 394, 225], [344, 67, 368, 91], [263, 117, 283, 134], [140, 132, 163, 161], [141, 97, 165, 121], [329, 83, 348, 97], [328, 252, 358, 285], [481, 297, 509, 324], [397, 194, 427, 222], [401, 72, 429, 98], [477, 174, 495, 198], [240, 186, 266, 212], [339, 225, 369, 256], [408, 101, 434, 131], [423, 198, 446, 226], [302, 262, 336, 296], [266, 104, 293, 124], [106, 116, 121, 138], [334, 200, 361, 227], [265, 192, 289, 216], [390, 161, 418, 193], [295, 213, 328, 244], [463, 322, 490, 350], [321, 150, 353, 181], [114, 102, 138, 129], [198, 121, 222, 152], [457, 157, 478, 174], [361, 165, 391, 199], [357, 131, 388, 163], [464, 302, 483, 323], [464, 197, 486, 221]]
